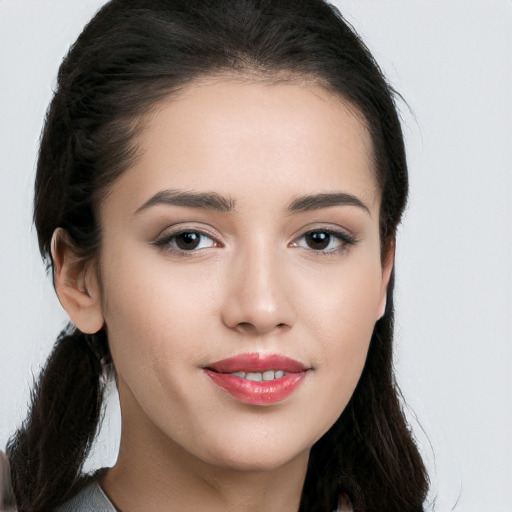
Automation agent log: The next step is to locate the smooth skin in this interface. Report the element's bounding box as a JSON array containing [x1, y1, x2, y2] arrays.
[[53, 77, 393, 512]]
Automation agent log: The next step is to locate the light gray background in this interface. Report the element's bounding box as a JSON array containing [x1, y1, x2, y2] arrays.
[[1, 1, 510, 510]]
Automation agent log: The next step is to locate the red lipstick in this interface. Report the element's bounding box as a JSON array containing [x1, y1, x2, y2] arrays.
[[204, 353, 308, 405]]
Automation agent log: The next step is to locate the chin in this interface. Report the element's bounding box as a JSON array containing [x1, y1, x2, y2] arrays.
[[213, 453, 304, 473], [198, 434, 310, 473]]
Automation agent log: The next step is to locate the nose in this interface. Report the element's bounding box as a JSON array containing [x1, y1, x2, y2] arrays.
[[220, 243, 297, 335]]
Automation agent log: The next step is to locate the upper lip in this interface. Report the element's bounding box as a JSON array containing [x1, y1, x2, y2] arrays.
[[206, 353, 308, 373]]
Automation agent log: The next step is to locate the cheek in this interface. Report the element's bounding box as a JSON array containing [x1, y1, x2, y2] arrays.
[[297, 254, 382, 419], [300, 252, 382, 348], [99, 244, 224, 380]]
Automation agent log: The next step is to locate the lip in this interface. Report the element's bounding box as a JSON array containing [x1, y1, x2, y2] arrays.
[[207, 353, 308, 373], [204, 353, 309, 405]]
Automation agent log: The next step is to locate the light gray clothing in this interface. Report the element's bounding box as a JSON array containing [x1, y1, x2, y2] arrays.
[[56, 483, 117, 512], [55, 481, 353, 512]]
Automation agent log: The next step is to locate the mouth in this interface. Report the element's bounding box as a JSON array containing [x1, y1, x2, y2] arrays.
[[204, 353, 309, 405]]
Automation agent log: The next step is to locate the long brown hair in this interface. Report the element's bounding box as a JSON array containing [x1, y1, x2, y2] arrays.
[[7, 1, 428, 510]]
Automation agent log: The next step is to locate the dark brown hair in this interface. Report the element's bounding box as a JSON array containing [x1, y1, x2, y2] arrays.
[[7, 1, 428, 510]]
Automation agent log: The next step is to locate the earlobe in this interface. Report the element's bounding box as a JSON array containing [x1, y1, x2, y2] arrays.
[[51, 228, 104, 334], [377, 239, 395, 320], [378, 297, 387, 320]]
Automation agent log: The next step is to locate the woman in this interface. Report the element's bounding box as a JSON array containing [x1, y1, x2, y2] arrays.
[[6, 1, 428, 510]]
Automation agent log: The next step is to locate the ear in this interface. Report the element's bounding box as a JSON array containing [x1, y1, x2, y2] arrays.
[[377, 238, 395, 320], [51, 228, 104, 334]]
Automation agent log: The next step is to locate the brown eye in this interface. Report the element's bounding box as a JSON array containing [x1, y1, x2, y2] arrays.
[[291, 229, 356, 255], [305, 231, 331, 250], [154, 230, 217, 252], [175, 232, 201, 250]]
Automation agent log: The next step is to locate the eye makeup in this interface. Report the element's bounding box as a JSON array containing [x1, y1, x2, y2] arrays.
[[290, 228, 358, 256]]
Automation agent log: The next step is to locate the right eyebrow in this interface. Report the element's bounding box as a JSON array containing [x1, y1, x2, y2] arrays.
[[134, 189, 236, 215], [287, 192, 371, 215]]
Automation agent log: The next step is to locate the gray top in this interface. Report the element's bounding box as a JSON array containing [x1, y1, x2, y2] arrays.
[[55, 481, 353, 512], [56, 483, 117, 512]]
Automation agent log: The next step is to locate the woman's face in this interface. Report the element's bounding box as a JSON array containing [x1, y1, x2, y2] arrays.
[[93, 78, 391, 472]]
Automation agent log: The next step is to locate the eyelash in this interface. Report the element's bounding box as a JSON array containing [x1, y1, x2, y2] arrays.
[[291, 229, 357, 256], [153, 229, 220, 255], [153, 228, 357, 256]]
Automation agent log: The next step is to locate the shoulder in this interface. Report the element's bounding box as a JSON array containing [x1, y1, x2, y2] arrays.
[[55, 482, 117, 512]]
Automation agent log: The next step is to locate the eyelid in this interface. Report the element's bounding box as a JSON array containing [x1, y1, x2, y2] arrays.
[[290, 226, 358, 254], [151, 223, 357, 256], [291, 222, 357, 242], [152, 225, 223, 254]]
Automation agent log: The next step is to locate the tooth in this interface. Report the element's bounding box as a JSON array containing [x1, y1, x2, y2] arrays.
[[232, 371, 246, 378], [262, 370, 275, 381], [245, 372, 263, 381], [275, 370, 285, 379]]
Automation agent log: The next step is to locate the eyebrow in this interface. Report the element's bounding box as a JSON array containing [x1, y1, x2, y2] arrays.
[[134, 189, 236, 214], [287, 192, 370, 215]]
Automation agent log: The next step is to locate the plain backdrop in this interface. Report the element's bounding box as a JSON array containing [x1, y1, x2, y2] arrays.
[[0, 1, 510, 510]]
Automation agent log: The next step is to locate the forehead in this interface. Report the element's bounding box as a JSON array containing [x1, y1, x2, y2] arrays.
[[105, 78, 379, 216]]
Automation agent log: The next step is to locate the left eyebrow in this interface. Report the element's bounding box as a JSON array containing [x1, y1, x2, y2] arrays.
[[134, 189, 236, 215], [287, 192, 370, 215]]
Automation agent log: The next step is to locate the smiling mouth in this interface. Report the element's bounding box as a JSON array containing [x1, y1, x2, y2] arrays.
[[204, 353, 309, 405], [226, 370, 288, 381], [206, 352, 309, 373]]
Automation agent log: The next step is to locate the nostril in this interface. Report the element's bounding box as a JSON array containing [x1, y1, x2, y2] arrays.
[[233, 321, 289, 335], [234, 322, 256, 334], [235, 321, 288, 333]]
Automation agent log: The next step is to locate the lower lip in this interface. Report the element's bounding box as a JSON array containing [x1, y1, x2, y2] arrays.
[[204, 370, 307, 405]]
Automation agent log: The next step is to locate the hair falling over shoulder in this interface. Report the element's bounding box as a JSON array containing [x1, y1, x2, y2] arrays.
[[6, 327, 111, 511], [7, 1, 428, 510]]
